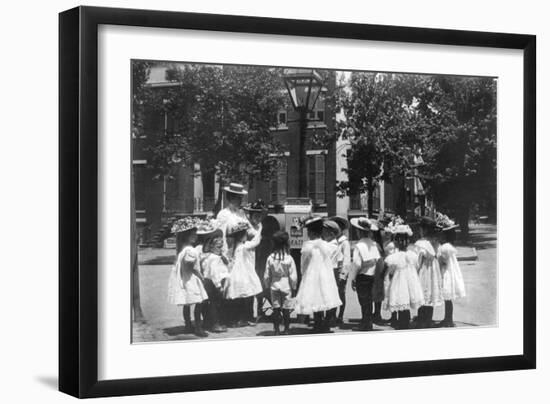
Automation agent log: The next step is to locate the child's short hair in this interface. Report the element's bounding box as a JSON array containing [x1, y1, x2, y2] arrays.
[[272, 230, 290, 258], [306, 221, 323, 237]]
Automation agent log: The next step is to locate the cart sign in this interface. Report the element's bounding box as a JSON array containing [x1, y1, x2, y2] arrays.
[[284, 198, 312, 249]]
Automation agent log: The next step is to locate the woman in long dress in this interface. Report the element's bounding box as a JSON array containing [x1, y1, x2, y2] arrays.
[[294, 216, 342, 333], [216, 182, 248, 254]]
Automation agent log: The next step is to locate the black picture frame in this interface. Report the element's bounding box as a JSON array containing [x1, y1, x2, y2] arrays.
[[59, 6, 536, 398]]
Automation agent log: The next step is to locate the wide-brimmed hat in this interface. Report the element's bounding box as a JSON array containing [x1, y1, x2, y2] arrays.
[[300, 215, 323, 228], [243, 199, 267, 212], [441, 224, 459, 231], [385, 215, 413, 236], [322, 219, 340, 234], [419, 216, 439, 229], [350, 217, 379, 232], [330, 215, 350, 231], [435, 211, 459, 231], [227, 220, 250, 236], [392, 224, 414, 236], [171, 216, 200, 234], [196, 219, 222, 237], [376, 212, 395, 227], [223, 182, 248, 196]]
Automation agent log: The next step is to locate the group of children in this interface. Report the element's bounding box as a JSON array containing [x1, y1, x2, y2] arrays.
[[166, 204, 466, 337], [348, 214, 467, 331]]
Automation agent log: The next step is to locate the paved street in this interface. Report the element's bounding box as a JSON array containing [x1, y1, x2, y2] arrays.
[[133, 224, 497, 343]]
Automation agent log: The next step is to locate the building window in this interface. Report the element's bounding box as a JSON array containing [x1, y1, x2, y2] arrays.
[[275, 110, 288, 130], [306, 108, 325, 124], [307, 153, 326, 204], [316, 109, 324, 122], [278, 110, 287, 125], [270, 158, 288, 203]]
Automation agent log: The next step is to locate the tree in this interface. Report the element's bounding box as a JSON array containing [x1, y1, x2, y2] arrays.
[[421, 76, 497, 240], [144, 64, 287, 213], [330, 72, 430, 217]]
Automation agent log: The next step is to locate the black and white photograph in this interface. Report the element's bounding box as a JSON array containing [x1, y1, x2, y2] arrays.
[[0, 0, 544, 401], [131, 61, 497, 342]]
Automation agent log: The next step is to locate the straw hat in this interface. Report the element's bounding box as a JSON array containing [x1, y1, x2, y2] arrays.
[[171, 216, 200, 234], [384, 215, 413, 236], [392, 224, 414, 237], [300, 215, 323, 228], [223, 182, 248, 195], [435, 211, 459, 231], [322, 219, 340, 234], [350, 217, 379, 232], [330, 215, 350, 231], [243, 199, 267, 212], [196, 219, 222, 237]]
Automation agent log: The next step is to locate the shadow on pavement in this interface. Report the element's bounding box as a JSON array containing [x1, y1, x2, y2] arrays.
[[140, 256, 175, 265], [163, 325, 195, 336], [169, 335, 201, 341]]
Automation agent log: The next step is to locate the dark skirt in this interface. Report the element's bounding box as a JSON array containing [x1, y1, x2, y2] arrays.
[[372, 258, 386, 303]]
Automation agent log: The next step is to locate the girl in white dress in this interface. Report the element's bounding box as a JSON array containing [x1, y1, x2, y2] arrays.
[[414, 217, 444, 328], [294, 216, 342, 333], [383, 240, 398, 327], [264, 231, 298, 335], [198, 220, 229, 333], [437, 226, 466, 327], [383, 224, 425, 329], [167, 217, 209, 337], [322, 219, 342, 328], [224, 220, 263, 327]]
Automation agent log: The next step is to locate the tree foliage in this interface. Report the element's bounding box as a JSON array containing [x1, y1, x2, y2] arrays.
[[422, 76, 497, 237], [333, 72, 497, 238], [331, 72, 433, 216], [141, 63, 287, 192]]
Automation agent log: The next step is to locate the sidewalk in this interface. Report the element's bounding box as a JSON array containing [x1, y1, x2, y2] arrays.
[[133, 224, 496, 343]]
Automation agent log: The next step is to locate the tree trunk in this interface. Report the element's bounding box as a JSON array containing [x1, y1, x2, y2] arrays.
[[213, 181, 224, 216], [456, 204, 471, 242], [366, 176, 374, 218], [131, 165, 144, 322]]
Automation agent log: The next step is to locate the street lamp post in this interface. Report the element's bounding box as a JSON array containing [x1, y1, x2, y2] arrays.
[[282, 69, 324, 199]]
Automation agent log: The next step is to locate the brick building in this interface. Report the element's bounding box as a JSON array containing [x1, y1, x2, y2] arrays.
[[133, 64, 425, 246]]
